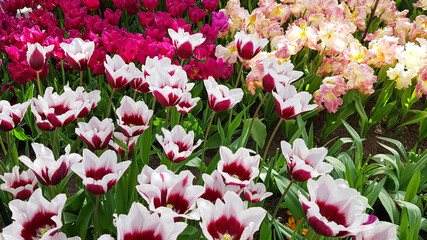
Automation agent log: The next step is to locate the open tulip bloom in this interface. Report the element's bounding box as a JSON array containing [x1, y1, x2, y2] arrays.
[[168, 28, 206, 60], [116, 96, 153, 137], [175, 91, 200, 114], [60, 38, 95, 72], [75, 117, 114, 151], [104, 55, 135, 89], [262, 58, 304, 93], [204, 77, 244, 112], [281, 138, 333, 182], [0, 166, 38, 200], [71, 149, 131, 195], [27, 43, 54, 72], [353, 221, 397, 240], [200, 170, 241, 203], [272, 83, 317, 120], [299, 174, 378, 237], [70, 86, 101, 118], [235, 31, 269, 61], [243, 181, 273, 203], [0, 100, 29, 131]]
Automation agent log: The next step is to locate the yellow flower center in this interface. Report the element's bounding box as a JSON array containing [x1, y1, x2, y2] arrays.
[[222, 234, 232, 240], [167, 204, 174, 209]]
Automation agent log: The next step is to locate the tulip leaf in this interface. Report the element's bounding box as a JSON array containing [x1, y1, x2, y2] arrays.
[[10, 127, 32, 141], [72, 193, 95, 239], [177, 225, 199, 240], [112, 135, 129, 155], [378, 189, 400, 224], [404, 169, 420, 203], [419, 117, 427, 140], [242, 118, 266, 148]]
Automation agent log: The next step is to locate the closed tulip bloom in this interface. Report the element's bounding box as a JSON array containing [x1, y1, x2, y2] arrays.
[[201, 0, 218, 12], [0, 100, 30, 131], [272, 84, 317, 120], [197, 191, 266, 240], [243, 181, 272, 203], [115, 202, 187, 240], [0, 166, 38, 200], [71, 149, 131, 195], [168, 28, 206, 60], [109, 132, 138, 154], [1, 189, 67, 240], [235, 31, 268, 60], [217, 146, 260, 187], [299, 174, 378, 237], [204, 77, 243, 112], [200, 170, 240, 203], [353, 222, 397, 240], [116, 96, 153, 137], [141, 0, 159, 10], [31, 87, 84, 130], [19, 143, 82, 186], [175, 92, 200, 114], [262, 58, 303, 93], [104, 55, 135, 89], [60, 38, 95, 72], [281, 138, 332, 182], [130, 65, 150, 93], [156, 125, 202, 163], [76, 117, 114, 150], [137, 165, 204, 220], [26, 43, 54, 72]]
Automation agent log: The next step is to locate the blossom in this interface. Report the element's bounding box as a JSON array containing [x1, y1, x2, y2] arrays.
[[156, 125, 202, 163], [104, 55, 135, 90], [262, 58, 303, 93], [353, 222, 397, 240], [141, 0, 159, 10], [243, 181, 272, 203], [0, 100, 30, 131], [175, 92, 200, 114], [272, 84, 317, 120], [414, 0, 427, 10], [201, 0, 218, 12], [19, 143, 81, 186], [75, 117, 114, 151], [313, 76, 348, 113], [217, 146, 260, 187], [115, 202, 187, 240], [281, 138, 332, 182], [416, 66, 427, 97], [299, 174, 378, 237], [168, 28, 206, 60], [235, 31, 268, 60], [197, 191, 266, 240], [386, 63, 417, 90], [1, 189, 66, 240], [0, 166, 37, 200], [343, 62, 376, 95], [200, 170, 240, 203], [189, 7, 207, 23], [60, 38, 95, 72], [26, 43, 54, 72], [71, 149, 131, 195], [83, 0, 100, 11], [204, 77, 244, 112], [136, 165, 204, 220], [116, 96, 153, 137], [130, 65, 150, 93]]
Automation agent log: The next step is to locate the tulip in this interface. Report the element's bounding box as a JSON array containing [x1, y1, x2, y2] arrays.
[[104, 9, 122, 26], [272, 83, 317, 120], [243, 181, 273, 203], [353, 222, 397, 240], [65, 86, 101, 118], [168, 28, 206, 60], [0, 166, 38, 200], [104, 54, 135, 90], [197, 191, 266, 240], [201, 0, 218, 12], [204, 77, 244, 112], [130, 65, 150, 93], [1, 189, 67, 240], [136, 165, 204, 220], [26, 43, 54, 72], [115, 202, 187, 240], [299, 174, 378, 237], [60, 38, 95, 72], [19, 143, 81, 186], [235, 31, 268, 60], [189, 7, 207, 24], [0, 100, 30, 131], [156, 125, 202, 163], [141, 0, 159, 10], [83, 0, 100, 11], [175, 92, 200, 114], [71, 149, 131, 195], [75, 117, 114, 151], [200, 170, 240, 203], [109, 132, 138, 154], [262, 58, 303, 93], [281, 138, 332, 182], [116, 96, 153, 137], [217, 146, 260, 187]]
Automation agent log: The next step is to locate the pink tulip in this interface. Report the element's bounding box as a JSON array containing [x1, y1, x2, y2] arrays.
[[281, 138, 332, 182], [0, 100, 29, 131], [83, 0, 100, 11], [217, 146, 260, 187], [299, 174, 378, 237], [141, 0, 159, 10], [71, 149, 131, 195], [104, 9, 122, 26], [156, 125, 202, 163], [26, 43, 54, 72], [115, 202, 187, 240], [76, 117, 114, 151], [200, 170, 240, 203], [204, 77, 243, 112], [201, 0, 218, 12], [19, 143, 81, 186], [189, 7, 207, 23], [0, 166, 38, 200], [60, 38, 95, 72], [262, 58, 303, 93], [116, 96, 153, 137], [243, 181, 273, 203], [272, 84, 317, 120], [168, 28, 205, 60], [235, 31, 268, 60], [197, 191, 266, 240]]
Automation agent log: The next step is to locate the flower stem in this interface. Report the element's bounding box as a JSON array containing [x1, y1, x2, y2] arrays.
[[52, 128, 59, 159], [234, 61, 245, 89], [272, 179, 294, 221], [50, 185, 56, 198], [180, 59, 184, 67], [0, 133, 7, 160], [94, 195, 100, 239], [262, 119, 283, 165], [179, 114, 184, 126], [240, 93, 269, 148], [5, 131, 18, 166], [36, 72, 42, 96], [200, 112, 216, 180], [61, 60, 66, 86], [165, 107, 170, 128], [133, 90, 137, 100], [80, 71, 83, 87], [106, 88, 116, 118], [362, 0, 380, 41]]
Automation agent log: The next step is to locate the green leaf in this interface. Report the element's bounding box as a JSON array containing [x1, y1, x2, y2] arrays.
[[10, 128, 32, 141], [112, 134, 129, 155], [369, 101, 396, 126], [404, 169, 420, 203], [227, 105, 247, 141], [395, 200, 422, 239], [72, 194, 95, 239], [419, 117, 427, 140], [354, 95, 368, 137], [177, 226, 199, 240], [378, 189, 400, 224], [247, 118, 266, 148], [366, 178, 386, 206], [397, 111, 427, 130]]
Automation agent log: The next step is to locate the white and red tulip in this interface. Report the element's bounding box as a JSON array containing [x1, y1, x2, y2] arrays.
[[0, 166, 38, 200], [272, 83, 317, 120], [69, 86, 101, 118], [26, 43, 54, 72], [204, 77, 244, 112], [175, 92, 200, 114], [75, 117, 114, 151], [116, 96, 153, 137], [71, 149, 131, 195], [217, 146, 260, 187], [353, 222, 397, 240], [168, 28, 206, 60], [200, 170, 240, 203], [104, 55, 136, 89], [235, 31, 268, 60], [243, 181, 272, 203], [130, 65, 150, 93], [19, 143, 82, 186], [281, 138, 332, 182], [60, 38, 95, 72], [109, 132, 138, 154], [299, 174, 378, 237], [262, 58, 303, 93], [0, 100, 30, 131], [115, 202, 187, 240], [156, 125, 202, 163], [197, 191, 266, 240]]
